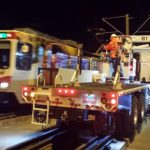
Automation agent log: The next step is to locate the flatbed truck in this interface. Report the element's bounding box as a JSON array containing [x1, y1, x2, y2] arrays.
[[22, 68, 150, 142], [21, 35, 150, 142]]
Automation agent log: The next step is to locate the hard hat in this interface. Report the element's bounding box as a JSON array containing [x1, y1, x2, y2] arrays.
[[110, 34, 117, 38]]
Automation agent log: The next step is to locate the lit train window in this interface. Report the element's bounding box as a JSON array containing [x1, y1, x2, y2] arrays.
[[57, 52, 68, 68], [16, 42, 32, 70], [91, 60, 99, 70], [69, 56, 77, 69], [0, 41, 10, 69], [82, 58, 89, 70]]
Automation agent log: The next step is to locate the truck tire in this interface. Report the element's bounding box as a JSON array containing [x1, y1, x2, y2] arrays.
[[138, 94, 145, 123], [130, 96, 139, 129], [127, 96, 138, 142], [115, 96, 138, 142]]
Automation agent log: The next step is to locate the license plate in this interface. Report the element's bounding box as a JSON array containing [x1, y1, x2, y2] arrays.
[[83, 95, 97, 104]]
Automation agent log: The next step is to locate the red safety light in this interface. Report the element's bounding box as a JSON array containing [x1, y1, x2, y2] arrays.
[[23, 87, 28, 91], [64, 89, 68, 93], [58, 89, 62, 93], [110, 93, 117, 99], [70, 90, 74, 94], [111, 93, 115, 98], [23, 91, 28, 97], [57, 88, 75, 96], [22, 86, 33, 97]]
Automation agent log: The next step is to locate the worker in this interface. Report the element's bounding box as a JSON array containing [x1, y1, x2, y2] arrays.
[[104, 34, 124, 77]]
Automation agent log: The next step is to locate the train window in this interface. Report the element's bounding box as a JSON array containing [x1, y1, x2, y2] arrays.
[[16, 56, 32, 70], [82, 58, 89, 70], [57, 52, 68, 68], [69, 56, 78, 69], [16, 42, 32, 70], [91, 60, 99, 70], [0, 41, 10, 69]]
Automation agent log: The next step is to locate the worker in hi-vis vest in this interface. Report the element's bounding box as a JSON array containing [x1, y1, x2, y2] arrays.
[[104, 34, 124, 77]]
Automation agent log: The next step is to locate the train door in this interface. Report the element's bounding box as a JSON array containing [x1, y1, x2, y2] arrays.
[[12, 41, 33, 103], [0, 41, 12, 91]]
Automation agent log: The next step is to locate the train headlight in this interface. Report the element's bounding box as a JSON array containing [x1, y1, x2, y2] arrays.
[[0, 82, 9, 89]]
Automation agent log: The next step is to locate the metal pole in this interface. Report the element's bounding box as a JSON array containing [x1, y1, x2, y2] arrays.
[[125, 14, 129, 35]]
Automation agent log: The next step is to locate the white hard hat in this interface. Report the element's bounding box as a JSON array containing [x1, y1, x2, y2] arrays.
[[110, 34, 117, 38]]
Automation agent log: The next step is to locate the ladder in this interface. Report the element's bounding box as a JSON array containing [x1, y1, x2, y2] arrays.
[[32, 98, 50, 126]]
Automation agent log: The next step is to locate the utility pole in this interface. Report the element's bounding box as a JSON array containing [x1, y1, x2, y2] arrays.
[[102, 14, 130, 35], [125, 14, 130, 35]]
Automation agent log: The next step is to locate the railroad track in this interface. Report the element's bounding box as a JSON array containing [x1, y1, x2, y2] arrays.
[[5, 127, 69, 150], [0, 113, 17, 120], [76, 135, 126, 150], [5, 124, 126, 150]]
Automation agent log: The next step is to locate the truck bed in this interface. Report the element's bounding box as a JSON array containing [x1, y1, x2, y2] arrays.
[[41, 82, 150, 94]]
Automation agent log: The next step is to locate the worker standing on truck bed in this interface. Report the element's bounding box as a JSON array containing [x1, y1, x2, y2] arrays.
[[104, 34, 124, 77]]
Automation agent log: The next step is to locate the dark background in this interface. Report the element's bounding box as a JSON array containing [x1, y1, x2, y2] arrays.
[[0, 0, 150, 51]]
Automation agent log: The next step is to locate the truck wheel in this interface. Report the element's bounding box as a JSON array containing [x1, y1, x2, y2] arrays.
[[138, 94, 145, 123], [115, 96, 139, 142], [131, 96, 139, 129], [127, 96, 139, 142]]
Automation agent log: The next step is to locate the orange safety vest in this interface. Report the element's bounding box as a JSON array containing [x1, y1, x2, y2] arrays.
[[105, 38, 120, 58]]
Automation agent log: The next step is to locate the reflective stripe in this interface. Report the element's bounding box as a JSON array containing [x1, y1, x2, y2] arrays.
[[110, 51, 118, 58]]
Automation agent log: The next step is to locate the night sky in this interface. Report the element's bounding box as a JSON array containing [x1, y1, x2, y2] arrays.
[[0, 0, 150, 51]]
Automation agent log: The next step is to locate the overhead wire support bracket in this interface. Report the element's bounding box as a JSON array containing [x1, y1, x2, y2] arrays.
[[103, 15, 126, 20], [102, 18, 124, 35], [133, 15, 150, 35]]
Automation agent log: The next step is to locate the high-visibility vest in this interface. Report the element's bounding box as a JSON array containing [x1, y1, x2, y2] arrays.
[[110, 50, 118, 58], [105, 38, 120, 58]]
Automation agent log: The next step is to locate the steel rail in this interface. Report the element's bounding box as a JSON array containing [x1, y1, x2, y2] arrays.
[[5, 127, 63, 150], [76, 135, 112, 150]]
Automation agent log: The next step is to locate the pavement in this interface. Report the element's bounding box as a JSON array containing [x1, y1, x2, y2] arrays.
[[0, 114, 150, 150], [0, 115, 56, 150], [127, 114, 150, 150]]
